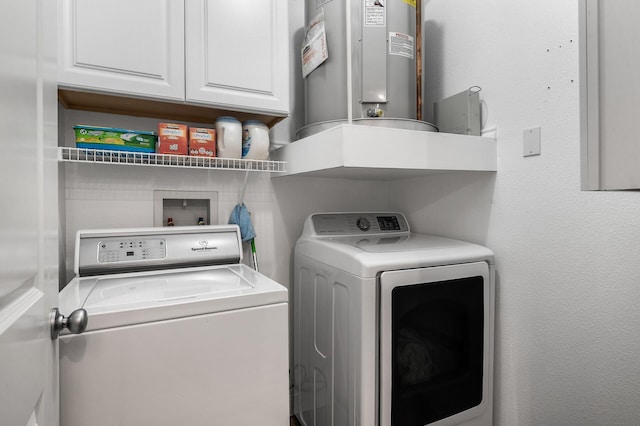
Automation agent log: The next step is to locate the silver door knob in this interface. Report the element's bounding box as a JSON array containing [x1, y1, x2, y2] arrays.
[[50, 307, 88, 340]]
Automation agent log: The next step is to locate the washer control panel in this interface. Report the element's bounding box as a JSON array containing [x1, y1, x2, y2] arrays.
[[98, 239, 166, 263], [75, 225, 242, 277], [311, 212, 409, 236]]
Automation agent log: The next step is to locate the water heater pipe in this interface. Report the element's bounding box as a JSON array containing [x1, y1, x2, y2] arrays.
[[416, 0, 423, 121]]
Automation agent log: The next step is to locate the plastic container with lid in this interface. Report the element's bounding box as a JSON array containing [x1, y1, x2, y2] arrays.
[[215, 116, 242, 159], [242, 120, 269, 160]]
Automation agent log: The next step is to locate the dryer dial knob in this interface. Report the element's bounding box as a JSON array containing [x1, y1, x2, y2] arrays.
[[356, 218, 370, 231]]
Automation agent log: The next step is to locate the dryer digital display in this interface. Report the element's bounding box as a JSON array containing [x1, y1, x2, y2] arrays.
[[376, 215, 402, 231]]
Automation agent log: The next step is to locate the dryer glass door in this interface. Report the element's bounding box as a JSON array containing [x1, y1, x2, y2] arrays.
[[379, 261, 491, 426]]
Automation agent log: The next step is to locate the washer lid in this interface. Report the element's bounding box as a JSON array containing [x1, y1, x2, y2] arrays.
[[59, 264, 287, 333]]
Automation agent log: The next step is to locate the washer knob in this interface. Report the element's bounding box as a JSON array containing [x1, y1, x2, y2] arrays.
[[356, 218, 370, 231]]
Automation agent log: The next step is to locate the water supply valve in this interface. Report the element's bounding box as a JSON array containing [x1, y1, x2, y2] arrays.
[[366, 107, 384, 117]]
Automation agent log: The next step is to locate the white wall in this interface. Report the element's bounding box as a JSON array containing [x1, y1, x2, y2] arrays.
[[388, 1, 640, 424]]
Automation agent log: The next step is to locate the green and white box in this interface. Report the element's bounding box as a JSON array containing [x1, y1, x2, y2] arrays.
[[74, 125, 157, 153]]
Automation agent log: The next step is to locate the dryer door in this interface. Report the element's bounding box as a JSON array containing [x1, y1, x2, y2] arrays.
[[379, 261, 493, 426]]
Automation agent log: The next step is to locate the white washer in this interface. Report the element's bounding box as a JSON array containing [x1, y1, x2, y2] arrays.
[[293, 212, 495, 426], [59, 225, 289, 426]]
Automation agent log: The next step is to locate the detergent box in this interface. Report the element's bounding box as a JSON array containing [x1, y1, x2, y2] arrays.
[[157, 123, 188, 155], [189, 127, 216, 157], [74, 125, 156, 153]]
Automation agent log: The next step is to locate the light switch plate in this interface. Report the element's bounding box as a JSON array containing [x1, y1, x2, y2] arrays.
[[523, 127, 541, 157]]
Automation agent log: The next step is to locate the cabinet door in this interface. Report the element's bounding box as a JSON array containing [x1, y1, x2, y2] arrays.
[[58, 0, 185, 101], [185, 0, 289, 116]]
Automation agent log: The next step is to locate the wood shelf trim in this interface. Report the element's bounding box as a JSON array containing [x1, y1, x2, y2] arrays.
[[58, 89, 287, 128]]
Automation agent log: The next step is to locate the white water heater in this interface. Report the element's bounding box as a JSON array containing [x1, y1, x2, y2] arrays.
[[299, 0, 437, 138]]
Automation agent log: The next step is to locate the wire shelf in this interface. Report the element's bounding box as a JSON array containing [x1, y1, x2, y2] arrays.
[[58, 147, 287, 173]]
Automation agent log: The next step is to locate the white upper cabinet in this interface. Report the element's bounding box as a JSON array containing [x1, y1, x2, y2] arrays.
[[58, 0, 186, 101], [58, 0, 289, 117], [185, 0, 289, 116]]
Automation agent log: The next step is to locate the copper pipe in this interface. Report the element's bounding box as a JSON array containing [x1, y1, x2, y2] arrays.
[[416, 0, 423, 121]]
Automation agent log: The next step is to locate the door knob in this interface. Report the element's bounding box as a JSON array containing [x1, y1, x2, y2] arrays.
[[50, 307, 88, 340]]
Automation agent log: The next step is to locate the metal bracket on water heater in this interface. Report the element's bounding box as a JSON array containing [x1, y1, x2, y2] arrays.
[[361, 6, 388, 105]]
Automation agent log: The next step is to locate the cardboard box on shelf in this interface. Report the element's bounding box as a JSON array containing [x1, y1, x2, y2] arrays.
[[157, 123, 188, 155], [189, 127, 216, 157], [74, 125, 156, 153]]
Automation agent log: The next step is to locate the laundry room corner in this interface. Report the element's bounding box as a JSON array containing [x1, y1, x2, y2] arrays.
[[8, 0, 640, 423], [389, 1, 640, 424]]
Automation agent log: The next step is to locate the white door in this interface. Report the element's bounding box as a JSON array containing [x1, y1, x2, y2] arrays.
[[0, 0, 60, 425]]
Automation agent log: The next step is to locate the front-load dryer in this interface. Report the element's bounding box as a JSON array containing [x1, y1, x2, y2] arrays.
[[58, 225, 289, 426], [292, 212, 495, 426]]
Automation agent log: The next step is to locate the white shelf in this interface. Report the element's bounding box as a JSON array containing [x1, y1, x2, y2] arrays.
[[58, 147, 287, 173], [270, 124, 497, 180]]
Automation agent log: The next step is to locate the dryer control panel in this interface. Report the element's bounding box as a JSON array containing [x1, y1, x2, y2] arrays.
[[310, 212, 410, 236]]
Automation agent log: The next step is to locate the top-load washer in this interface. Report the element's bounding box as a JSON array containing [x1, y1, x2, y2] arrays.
[[293, 212, 495, 426], [58, 225, 289, 426]]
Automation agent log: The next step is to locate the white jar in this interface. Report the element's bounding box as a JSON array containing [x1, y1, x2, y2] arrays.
[[215, 116, 242, 159], [241, 120, 269, 160]]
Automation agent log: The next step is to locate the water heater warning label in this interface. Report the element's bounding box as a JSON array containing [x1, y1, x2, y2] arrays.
[[364, 0, 386, 27], [389, 32, 414, 59], [302, 10, 329, 78]]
